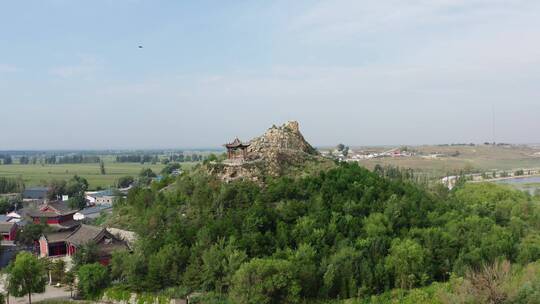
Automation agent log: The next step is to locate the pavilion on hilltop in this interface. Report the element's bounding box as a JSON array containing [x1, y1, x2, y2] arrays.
[[225, 138, 250, 161]]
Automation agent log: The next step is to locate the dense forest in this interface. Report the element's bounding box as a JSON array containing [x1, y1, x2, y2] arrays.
[[99, 163, 540, 303]]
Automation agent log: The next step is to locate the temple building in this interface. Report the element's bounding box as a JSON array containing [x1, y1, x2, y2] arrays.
[[225, 138, 250, 161], [29, 201, 129, 265], [28, 201, 79, 229], [38, 224, 128, 265], [0, 222, 17, 241]]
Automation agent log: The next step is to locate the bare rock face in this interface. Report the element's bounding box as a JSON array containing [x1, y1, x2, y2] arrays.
[[209, 121, 321, 182], [247, 121, 318, 160]]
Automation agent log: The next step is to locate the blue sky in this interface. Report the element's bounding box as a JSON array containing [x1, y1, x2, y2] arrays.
[[1, 0, 539, 149]]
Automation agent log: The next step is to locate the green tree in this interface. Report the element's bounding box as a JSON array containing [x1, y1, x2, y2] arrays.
[[385, 238, 428, 289], [0, 197, 14, 214], [147, 243, 189, 290], [62, 175, 89, 209], [230, 258, 300, 304], [65, 175, 89, 194], [46, 179, 66, 200], [77, 263, 110, 300], [100, 160, 106, 175], [161, 162, 181, 175], [0, 177, 24, 194], [363, 213, 392, 238], [6, 252, 47, 304], [287, 243, 320, 298], [72, 242, 99, 269], [517, 234, 540, 265], [322, 246, 360, 298], [201, 238, 247, 294], [16, 223, 49, 246], [116, 176, 135, 188], [110, 251, 147, 290], [3, 156, 13, 165], [139, 168, 157, 178]]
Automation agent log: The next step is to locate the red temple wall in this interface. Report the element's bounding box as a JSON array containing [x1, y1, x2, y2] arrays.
[[39, 238, 48, 257]]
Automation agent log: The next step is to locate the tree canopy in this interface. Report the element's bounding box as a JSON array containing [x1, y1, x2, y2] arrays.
[[77, 263, 110, 300], [106, 163, 540, 302], [6, 252, 47, 304]]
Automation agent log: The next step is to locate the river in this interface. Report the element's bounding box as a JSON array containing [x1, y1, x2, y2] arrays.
[[496, 176, 540, 185], [495, 176, 540, 195]]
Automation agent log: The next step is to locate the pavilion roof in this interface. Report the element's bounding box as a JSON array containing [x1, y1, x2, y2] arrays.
[[225, 137, 250, 148]]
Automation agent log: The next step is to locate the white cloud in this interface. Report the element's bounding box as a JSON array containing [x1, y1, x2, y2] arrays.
[[49, 55, 102, 78], [287, 0, 540, 46], [0, 64, 18, 73]]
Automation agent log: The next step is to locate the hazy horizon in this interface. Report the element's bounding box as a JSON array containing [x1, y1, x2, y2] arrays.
[[1, 1, 540, 150], [1, 140, 539, 152]]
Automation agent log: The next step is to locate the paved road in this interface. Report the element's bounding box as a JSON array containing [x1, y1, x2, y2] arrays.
[[6, 285, 72, 304]]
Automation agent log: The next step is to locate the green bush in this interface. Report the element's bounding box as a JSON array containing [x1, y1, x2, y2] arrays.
[[105, 285, 132, 302], [77, 263, 110, 300], [230, 258, 300, 304]]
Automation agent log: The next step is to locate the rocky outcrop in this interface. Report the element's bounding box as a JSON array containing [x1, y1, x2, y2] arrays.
[[208, 121, 322, 182], [247, 121, 318, 159]]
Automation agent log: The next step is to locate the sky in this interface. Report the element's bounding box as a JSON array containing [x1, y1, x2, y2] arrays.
[[1, 0, 539, 149]]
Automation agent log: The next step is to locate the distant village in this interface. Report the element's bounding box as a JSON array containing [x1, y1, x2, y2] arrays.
[[321, 142, 540, 163], [321, 145, 429, 162]]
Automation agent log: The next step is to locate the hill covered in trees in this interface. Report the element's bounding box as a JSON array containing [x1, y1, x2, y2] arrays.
[[103, 163, 540, 303]]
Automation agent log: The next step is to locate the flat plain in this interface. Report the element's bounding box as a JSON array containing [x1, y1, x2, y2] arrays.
[[355, 145, 540, 178], [0, 162, 171, 189]]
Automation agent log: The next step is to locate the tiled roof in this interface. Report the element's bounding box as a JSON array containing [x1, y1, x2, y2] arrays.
[[28, 201, 79, 217], [225, 137, 250, 148], [42, 224, 130, 256], [0, 222, 15, 233], [66, 224, 105, 246], [86, 189, 115, 198], [47, 201, 79, 214], [23, 187, 48, 199], [98, 242, 129, 255], [44, 230, 73, 243], [47, 220, 79, 231], [80, 204, 112, 216]]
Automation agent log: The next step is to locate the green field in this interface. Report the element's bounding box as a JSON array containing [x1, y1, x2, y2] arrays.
[[0, 162, 196, 190]]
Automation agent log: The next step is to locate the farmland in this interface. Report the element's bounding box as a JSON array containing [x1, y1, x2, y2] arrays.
[[354, 145, 540, 178], [0, 162, 196, 190], [0, 150, 212, 189]]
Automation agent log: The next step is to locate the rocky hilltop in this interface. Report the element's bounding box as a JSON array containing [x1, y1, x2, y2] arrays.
[[247, 121, 318, 158], [208, 121, 322, 182]]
